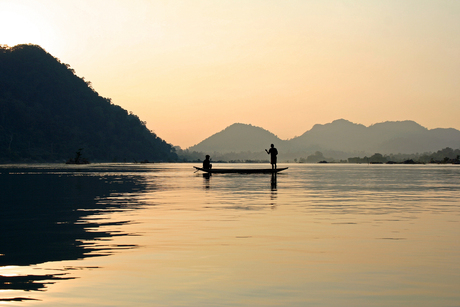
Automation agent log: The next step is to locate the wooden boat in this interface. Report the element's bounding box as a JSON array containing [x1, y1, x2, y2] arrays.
[[194, 166, 288, 174]]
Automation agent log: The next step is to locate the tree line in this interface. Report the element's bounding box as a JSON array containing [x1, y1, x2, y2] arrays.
[[346, 147, 460, 164], [177, 147, 460, 164]]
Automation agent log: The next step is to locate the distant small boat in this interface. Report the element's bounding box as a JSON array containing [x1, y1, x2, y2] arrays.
[[66, 148, 89, 164], [194, 166, 288, 174]]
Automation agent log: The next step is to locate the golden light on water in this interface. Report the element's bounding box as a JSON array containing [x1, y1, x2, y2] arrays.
[[0, 164, 459, 305]]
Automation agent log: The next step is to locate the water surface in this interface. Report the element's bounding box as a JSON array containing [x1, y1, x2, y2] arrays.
[[1, 163, 459, 306]]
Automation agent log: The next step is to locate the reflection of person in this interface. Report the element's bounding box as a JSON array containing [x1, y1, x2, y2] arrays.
[[265, 144, 278, 169], [271, 173, 277, 191], [203, 155, 212, 169]]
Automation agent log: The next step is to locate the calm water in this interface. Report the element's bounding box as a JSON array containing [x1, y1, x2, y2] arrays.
[[1, 163, 459, 306]]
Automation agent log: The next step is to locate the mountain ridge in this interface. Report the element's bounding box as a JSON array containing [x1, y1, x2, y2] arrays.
[[188, 119, 460, 159]]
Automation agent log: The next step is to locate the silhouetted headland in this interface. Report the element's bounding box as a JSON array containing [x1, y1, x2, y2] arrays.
[[0, 44, 177, 163]]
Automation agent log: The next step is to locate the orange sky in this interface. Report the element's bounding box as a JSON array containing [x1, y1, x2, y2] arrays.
[[2, 0, 459, 148]]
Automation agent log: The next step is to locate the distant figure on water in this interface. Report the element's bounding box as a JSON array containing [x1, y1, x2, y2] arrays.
[[265, 144, 278, 169], [203, 155, 212, 169]]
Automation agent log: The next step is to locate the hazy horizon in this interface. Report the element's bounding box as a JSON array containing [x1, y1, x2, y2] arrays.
[[2, 0, 459, 148], [184, 118, 460, 149]]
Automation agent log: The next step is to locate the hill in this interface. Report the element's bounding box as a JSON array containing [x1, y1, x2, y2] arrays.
[[189, 123, 284, 153], [289, 119, 460, 155], [0, 44, 177, 162], [187, 119, 460, 161]]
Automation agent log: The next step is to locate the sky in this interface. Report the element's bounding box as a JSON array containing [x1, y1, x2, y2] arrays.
[[1, 0, 459, 148]]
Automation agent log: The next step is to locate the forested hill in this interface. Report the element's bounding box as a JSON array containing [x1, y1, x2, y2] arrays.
[[0, 44, 177, 162], [188, 123, 284, 153]]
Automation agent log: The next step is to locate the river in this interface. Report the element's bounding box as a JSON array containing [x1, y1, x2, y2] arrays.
[[1, 163, 459, 306]]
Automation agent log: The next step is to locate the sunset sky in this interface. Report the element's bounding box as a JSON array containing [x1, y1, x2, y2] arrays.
[[2, 0, 459, 148]]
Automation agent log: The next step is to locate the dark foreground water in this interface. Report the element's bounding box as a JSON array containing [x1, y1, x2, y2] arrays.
[[0, 163, 459, 306]]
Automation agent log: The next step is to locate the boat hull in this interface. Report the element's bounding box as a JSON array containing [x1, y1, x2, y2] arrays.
[[194, 166, 288, 174]]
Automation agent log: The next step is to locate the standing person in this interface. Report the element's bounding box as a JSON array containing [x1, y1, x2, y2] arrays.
[[265, 144, 278, 169], [203, 155, 212, 169]]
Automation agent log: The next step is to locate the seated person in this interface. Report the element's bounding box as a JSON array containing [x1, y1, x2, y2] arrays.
[[203, 155, 212, 169]]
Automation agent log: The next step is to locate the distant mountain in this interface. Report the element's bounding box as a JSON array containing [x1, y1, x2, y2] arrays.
[[189, 123, 284, 153], [290, 119, 460, 154], [0, 44, 177, 162], [188, 119, 460, 160], [288, 119, 368, 152]]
